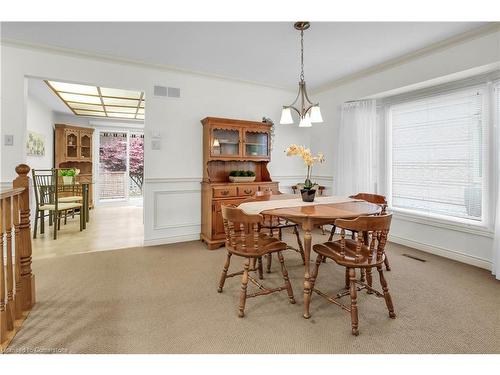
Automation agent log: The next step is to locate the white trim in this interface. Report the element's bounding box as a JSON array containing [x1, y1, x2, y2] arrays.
[[0, 39, 293, 92], [393, 210, 493, 238], [145, 177, 202, 183], [144, 233, 200, 247], [389, 234, 492, 270], [313, 23, 500, 94]]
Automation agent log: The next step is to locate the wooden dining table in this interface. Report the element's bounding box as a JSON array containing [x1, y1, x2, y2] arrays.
[[242, 194, 381, 319]]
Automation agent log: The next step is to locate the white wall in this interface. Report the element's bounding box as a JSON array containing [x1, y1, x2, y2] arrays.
[[25, 93, 54, 170], [0, 42, 309, 245], [312, 28, 500, 269]]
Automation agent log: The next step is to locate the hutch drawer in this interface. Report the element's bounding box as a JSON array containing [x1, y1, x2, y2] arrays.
[[213, 186, 237, 198], [237, 185, 257, 197]]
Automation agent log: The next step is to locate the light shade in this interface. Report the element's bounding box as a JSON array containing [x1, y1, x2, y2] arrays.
[[213, 138, 220, 147], [280, 107, 294, 124], [310, 105, 323, 123], [299, 114, 312, 128]]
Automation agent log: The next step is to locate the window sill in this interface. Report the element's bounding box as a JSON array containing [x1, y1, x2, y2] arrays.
[[390, 208, 494, 238]]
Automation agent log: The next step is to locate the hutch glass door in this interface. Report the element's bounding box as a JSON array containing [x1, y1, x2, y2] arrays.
[[80, 133, 92, 159], [65, 130, 79, 159], [211, 128, 240, 157], [244, 130, 268, 158]]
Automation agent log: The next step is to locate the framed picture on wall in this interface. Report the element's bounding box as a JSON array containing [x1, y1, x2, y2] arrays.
[[26, 131, 46, 156]]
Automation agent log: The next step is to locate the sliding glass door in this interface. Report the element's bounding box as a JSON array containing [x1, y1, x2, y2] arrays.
[[98, 130, 144, 202]]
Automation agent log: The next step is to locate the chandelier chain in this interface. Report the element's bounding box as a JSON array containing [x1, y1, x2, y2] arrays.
[[300, 29, 304, 81]]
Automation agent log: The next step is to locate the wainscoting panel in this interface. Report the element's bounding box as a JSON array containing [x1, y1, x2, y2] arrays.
[[143, 178, 202, 246]]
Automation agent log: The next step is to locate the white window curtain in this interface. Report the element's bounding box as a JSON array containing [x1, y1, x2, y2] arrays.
[[492, 82, 500, 280], [335, 99, 378, 196]]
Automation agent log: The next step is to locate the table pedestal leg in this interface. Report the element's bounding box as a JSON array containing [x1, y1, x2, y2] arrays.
[[303, 225, 312, 319]]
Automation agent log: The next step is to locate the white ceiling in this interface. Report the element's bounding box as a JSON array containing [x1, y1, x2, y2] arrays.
[[5, 22, 487, 89]]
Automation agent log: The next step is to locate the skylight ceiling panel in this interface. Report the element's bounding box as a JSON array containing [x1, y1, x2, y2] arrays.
[[60, 93, 102, 105], [102, 97, 140, 107], [48, 81, 99, 95], [105, 106, 138, 114], [69, 103, 105, 111], [74, 109, 106, 116], [107, 112, 137, 119], [100, 87, 142, 99]]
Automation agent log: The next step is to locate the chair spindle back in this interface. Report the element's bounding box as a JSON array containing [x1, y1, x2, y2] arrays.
[[221, 204, 263, 255]]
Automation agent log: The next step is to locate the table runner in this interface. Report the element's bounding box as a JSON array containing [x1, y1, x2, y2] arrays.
[[238, 195, 359, 215]]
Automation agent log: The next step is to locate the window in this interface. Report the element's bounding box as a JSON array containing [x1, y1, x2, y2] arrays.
[[388, 86, 487, 224]]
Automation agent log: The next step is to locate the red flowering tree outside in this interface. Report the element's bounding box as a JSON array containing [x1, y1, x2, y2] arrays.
[[99, 134, 144, 194], [129, 135, 144, 191]]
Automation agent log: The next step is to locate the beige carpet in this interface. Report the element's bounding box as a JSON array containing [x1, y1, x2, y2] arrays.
[[7, 231, 500, 354]]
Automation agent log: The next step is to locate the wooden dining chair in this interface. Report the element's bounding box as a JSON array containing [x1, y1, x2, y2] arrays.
[[329, 193, 391, 271], [249, 190, 305, 273], [311, 214, 395, 336], [218, 204, 295, 318], [32, 169, 84, 239]]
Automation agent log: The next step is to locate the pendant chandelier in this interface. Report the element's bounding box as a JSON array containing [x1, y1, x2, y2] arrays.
[[280, 22, 323, 127]]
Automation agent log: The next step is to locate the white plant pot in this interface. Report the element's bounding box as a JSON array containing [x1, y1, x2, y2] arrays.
[[62, 176, 74, 185], [229, 176, 256, 183]]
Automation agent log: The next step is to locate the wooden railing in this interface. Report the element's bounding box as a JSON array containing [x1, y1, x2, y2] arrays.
[[0, 164, 35, 353]]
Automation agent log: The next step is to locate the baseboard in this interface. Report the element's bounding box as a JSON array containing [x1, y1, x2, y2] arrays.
[[389, 235, 492, 271], [143, 233, 200, 247]]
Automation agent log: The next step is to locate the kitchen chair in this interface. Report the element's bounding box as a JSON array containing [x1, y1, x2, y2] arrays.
[[251, 190, 305, 273], [218, 204, 295, 318], [32, 169, 84, 239], [329, 193, 391, 271], [311, 214, 395, 336]]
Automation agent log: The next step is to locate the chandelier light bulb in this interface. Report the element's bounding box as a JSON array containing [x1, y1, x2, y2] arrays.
[[280, 107, 294, 124]]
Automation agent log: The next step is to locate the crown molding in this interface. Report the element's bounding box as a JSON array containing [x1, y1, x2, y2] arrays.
[[0, 38, 295, 93], [313, 23, 500, 95]]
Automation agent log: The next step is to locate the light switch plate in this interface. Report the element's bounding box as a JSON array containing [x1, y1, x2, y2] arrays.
[[4, 135, 14, 146], [151, 139, 161, 150]]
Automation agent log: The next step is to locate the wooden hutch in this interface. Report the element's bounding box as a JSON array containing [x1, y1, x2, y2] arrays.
[[54, 124, 95, 207], [200, 117, 279, 249]]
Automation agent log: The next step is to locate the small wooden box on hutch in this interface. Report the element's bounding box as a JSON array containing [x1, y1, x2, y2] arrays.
[[200, 117, 279, 250], [54, 124, 95, 207]]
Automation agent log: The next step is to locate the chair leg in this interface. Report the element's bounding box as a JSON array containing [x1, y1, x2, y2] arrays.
[[218, 252, 232, 293], [384, 255, 391, 271], [80, 209, 84, 232], [53, 212, 58, 240], [257, 257, 263, 280], [360, 268, 366, 282], [345, 267, 350, 289], [349, 267, 359, 336], [293, 225, 305, 265], [238, 258, 250, 318], [33, 210, 39, 239], [266, 254, 272, 273], [377, 265, 396, 318], [57, 212, 61, 230], [40, 211, 45, 234], [366, 267, 373, 294], [64, 210, 68, 225], [278, 228, 282, 241], [277, 251, 295, 304], [328, 225, 336, 242], [310, 254, 323, 294], [49, 211, 53, 226]]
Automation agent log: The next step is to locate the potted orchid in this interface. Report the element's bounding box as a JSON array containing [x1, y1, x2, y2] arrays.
[[285, 144, 325, 202]]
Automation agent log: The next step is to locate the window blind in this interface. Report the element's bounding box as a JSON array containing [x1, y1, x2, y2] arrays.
[[390, 86, 486, 222]]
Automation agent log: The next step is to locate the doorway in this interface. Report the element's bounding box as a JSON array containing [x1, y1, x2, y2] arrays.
[[97, 130, 144, 205]]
